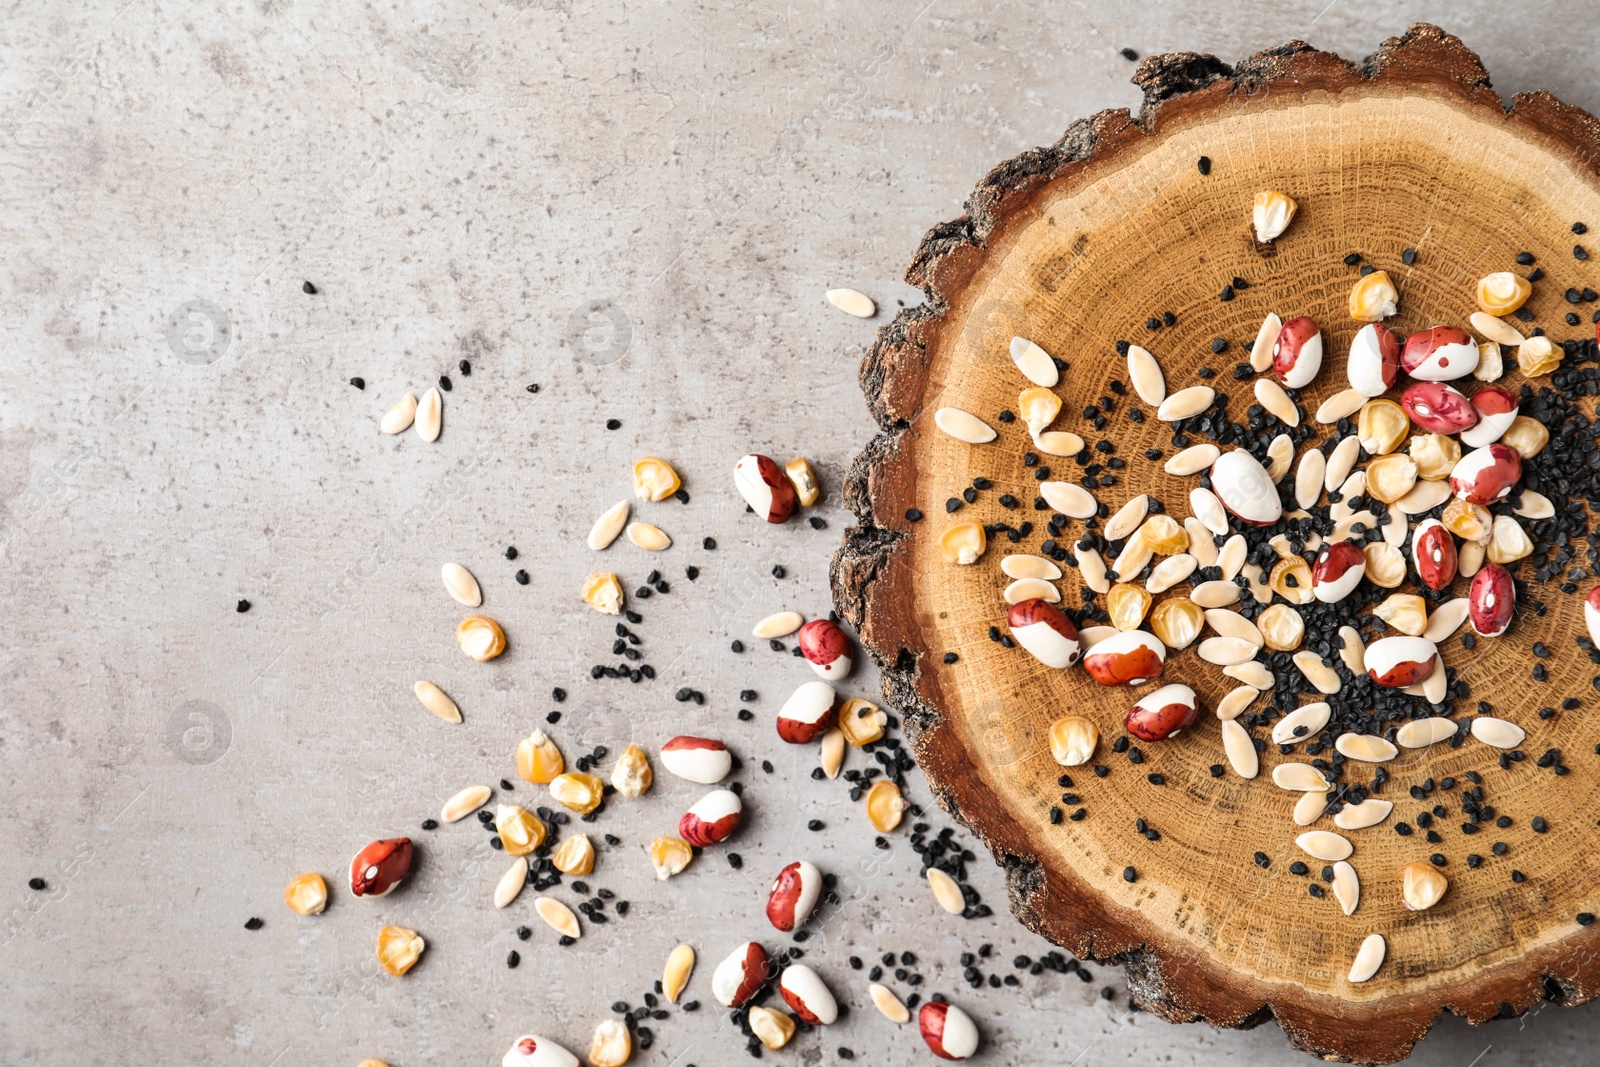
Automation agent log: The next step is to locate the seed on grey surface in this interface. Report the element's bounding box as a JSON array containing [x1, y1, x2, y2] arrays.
[[349, 376, 365, 389], [244, 917, 263, 930], [236, 599, 251, 613], [302, 280, 317, 294]]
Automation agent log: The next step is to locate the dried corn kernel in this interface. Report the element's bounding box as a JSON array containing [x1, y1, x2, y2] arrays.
[[1358, 399, 1409, 456], [582, 573, 624, 615], [1253, 190, 1297, 242], [1477, 340, 1504, 381], [1270, 556, 1314, 605], [938, 522, 987, 565], [1501, 415, 1549, 458], [588, 1019, 631, 1067], [784, 457, 820, 506], [456, 615, 506, 661], [1442, 498, 1492, 543], [610, 744, 653, 798], [1408, 433, 1459, 481], [1149, 597, 1203, 650], [1018, 386, 1063, 434], [866, 780, 906, 832], [1486, 514, 1533, 563], [649, 836, 694, 880], [284, 872, 328, 916], [377, 925, 425, 976], [1107, 582, 1152, 631], [516, 729, 564, 784], [1402, 861, 1449, 911], [1365, 453, 1418, 503], [552, 833, 596, 876], [1517, 335, 1561, 376], [1348, 270, 1398, 321], [1137, 514, 1188, 555], [632, 456, 682, 501], [748, 1006, 797, 1051], [838, 698, 887, 746], [1475, 272, 1532, 315], [1373, 594, 1427, 637], [1363, 543, 1406, 588], [1256, 604, 1305, 651], [497, 804, 547, 856], [1049, 715, 1098, 766], [549, 772, 605, 814]]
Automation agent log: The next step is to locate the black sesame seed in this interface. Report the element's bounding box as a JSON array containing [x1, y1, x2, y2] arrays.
[[1122, 866, 1137, 883], [1197, 156, 1211, 175], [349, 376, 365, 390], [27, 877, 47, 891], [236, 599, 251, 613], [244, 917, 263, 930]]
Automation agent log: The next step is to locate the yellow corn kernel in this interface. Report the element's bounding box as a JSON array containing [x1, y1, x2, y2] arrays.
[[1252, 190, 1297, 242], [1365, 453, 1418, 504], [1517, 335, 1562, 376], [1256, 604, 1305, 651], [1149, 597, 1203, 650], [1442, 498, 1492, 543], [582, 572, 624, 615], [549, 772, 605, 814], [1270, 555, 1314, 605], [1049, 715, 1098, 766], [588, 1019, 632, 1067], [1408, 433, 1460, 480], [455, 615, 507, 661], [284, 872, 328, 916], [838, 698, 888, 746], [649, 836, 694, 880], [1357, 399, 1410, 456], [748, 1006, 797, 1051], [1348, 270, 1398, 321], [1107, 583, 1152, 631], [1363, 543, 1406, 588], [1501, 415, 1549, 457], [632, 456, 682, 501], [552, 833, 596, 876], [784, 457, 820, 507], [1017, 386, 1062, 434], [866, 780, 906, 832], [1475, 271, 1532, 315], [938, 522, 987, 565], [663, 944, 695, 1003], [497, 804, 547, 856], [610, 744, 653, 798], [516, 729, 564, 784], [377, 925, 425, 976], [1137, 514, 1188, 555], [1373, 594, 1427, 637]]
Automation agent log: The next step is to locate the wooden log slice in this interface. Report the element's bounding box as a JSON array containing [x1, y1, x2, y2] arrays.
[[833, 23, 1600, 1065]]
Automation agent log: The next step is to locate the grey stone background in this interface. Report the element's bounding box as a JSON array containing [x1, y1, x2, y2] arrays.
[[2, 1, 1598, 1064]]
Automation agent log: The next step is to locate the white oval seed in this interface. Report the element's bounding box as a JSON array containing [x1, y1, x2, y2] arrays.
[[1220, 719, 1258, 778], [535, 896, 581, 938], [934, 408, 996, 444], [1266, 434, 1294, 482], [441, 562, 483, 607], [1325, 435, 1360, 492], [1271, 702, 1330, 745], [927, 867, 965, 914], [1334, 799, 1394, 830], [1348, 934, 1385, 983], [1293, 651, 1341, 694], [1316, 388, 1366, 425], [753, 611, 804, 638], [1185, 518, 1219, 565], [1250, 312, 1282, 372], [1040, 481, 1098, 519], [1254, 377, 1300, 427], [1295, 449, 1326, 510], [1471, 716, 1526, 749], [1126, 345, 1165, 405], [414, 386, 442, 442], [1189, 487, 1229, 536], [588, 500, 631, 551], [1294, 790, 1329, 826], [1296, 831, 1352, 862], [1335, 733, 1398, 762], [627, 522, 672, 551], [869, 982, 910, 1024], [1199, 637, 1259, 666], [1104, 495, 1149, 542], [826, 288, 875, 317], [414, 680, 462, 724], [1470, 310, 1524, 346], [1002, 554, 1062, 580], [1514, 490, 1554, 519], [1191, 580, 1240, 608], [1423, 599, 1470, 643], [1077, 547, 1110, 594], [1272, 763, 1330, 791], [1396, 479, 1452, 516], [1033, 430, 1086, 457], [1217, 534, 1247, 581], [1004, 577, 1060, 605], [442, 785, 492, 823], [1009, 336, 1059, 387], [1332, 861, 1360, 916], [1165, 444, 1221, 476], [1145, 554, 1196, 594], [1157, 386, 1215, 422], [1205, 609, 1263, 646], [1338, 626, 1365, 675], [1396, 717, 1458, 748], [1216, 685, 1260, 721], [495, 857, 529, 908], [381, 392, 418, 434], [1225, 661, 1274, 690]]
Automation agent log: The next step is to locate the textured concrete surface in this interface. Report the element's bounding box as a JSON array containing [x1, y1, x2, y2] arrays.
[[4, 1, 1600, 1064]]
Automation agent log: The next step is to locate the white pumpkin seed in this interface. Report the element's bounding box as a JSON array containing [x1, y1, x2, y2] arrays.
[[1266, 434, 1294, 482], [934, 408, 996, 444], [535, 896, 582, 938], [1216, 685, 1260, 721], [1145, 554, 1196, 594], [414, 680, 462, 724], [441, 785, 492, 823], [1335, 733, 1398, 762], [869, 982, 910, 1024], [1001, 554, 1061, 581], [1040, 481, 1097, 519], [820, 728, 845, 779], [1224, 661, 1274, 689], [628, 522, 672, 551], [588, 500, 631, 551], [1294, 790, 1330, 826], [1325, 435, 1360, 492], [1396, 717, 1458, 748], [1334, 799, 1394, 831], [826, 288, 875, 318], [1332, 861, 1360, 916], [495, 857, 529, 908], [1348, 934, 1385, 983], [1254, 377, 1300, 427], [1471, 716, 1525, 749], [1513, 490, 1554, 519], [1315, 388, 1366, 425], [1295, 449, 1326, 509], [1184, 517, 1219, 565], [1296, 830, 1352, 862], [1191, 580, 1240, 608], [927, 867, 965, 914], [1382, 513, 1408, 547], [1458, 538, 1486, 578], [1470, 310, 1525, 346], [1009, 336, 1059, 387], [1271, 702, 1330, 745], [414, 386, 443, 442], [1329, 509, 1378, 544], [441, 562, 483, 607], [1217, 534, 1247, 581], [1165, 444, 1221, 476], [1395, 478, 1452, 516], [1033, 430, 1086, 457], [1110, 537, 1153, 583], [1421, 663, 1448, 704], [1240, 561, 1272, 604], [1272, 763, 1330, 791], [1337, 625, 1366, 675], [1199, 637, 1258, 666], [1220, 719, 1258, 778], [1126, 345, 1165, 405], [1004, 577, 1060, 605], [1072, 547, 1109, 596], [1078, 625, 1117, 649], [1189, 487, 1229, 536], [1156, 386, 1215, 422], [381, 392, 418, 434], [1422, 599, 1470, 643], [753, 611, 804, 638], [1250, 312, 1282, 372], [1293, 652, 1341, 695], [1104, 495, 1149, 542], [1204, 609, 1263, 646]]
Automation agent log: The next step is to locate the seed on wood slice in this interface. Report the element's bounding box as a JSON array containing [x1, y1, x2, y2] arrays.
[[1149, 597, 1203, 649], [1471, 716, 1525, 749], [1271, 702, 1330, 744], [1294, 790, 1330, 826], [1273, 762, 1330, 791], [1191, 580, 1241, 608], [1257, 603, 1305, 651], [939, 522, 987, 565], [1217, 534, 1247, 581], [826, 288, 875, 317], [1204, 609, 1263, 646], [588, 500, 631, 550], [1315, 388, 1366, 425], [1077, 546, 1110, 594], [1049, 716, 1099, 766], [1513, 490, 1554, 519], [1165, 444, 1222, 476], [535, 896, 581, 939], [1337, 625, 1365, 675], [1334, 799, 1394, 831], [1215, 685, 1260, 721], [819, 728, 845, 779], [1250, 312, 1283, 371], [1156, 386, 1215, 422], [1294, 449, 1326, 509], [1329, 509, 1378, 544], [413, 680, 462, 723], [1362, 543, 1406, 589], [1040, 481, 1098, 519], [1395, 717, 1457, 749], [1220, 719, 1258, 778], [1189, 487, 1229, 537], [1018, 387, 1062, 435], [1254, 378, 1299, 427], [753, 611, 804, 638], [1145, 554, 1196, 594], [414, 386, 442, 442], [1422, 598, 1470, 643], [1381, 512, 1408, 547], [1486, 514, 1533, 563], [870, 982, 911, 1024], [1077, 625, 1118, 649], [1336, 733, 1398, 762], [933, 407, 996, 444], [1296, 830, 1353, 862], [1240, 562, 1272, 605], [1178, 521, 1216, 567], [1034, 430, 1086, 457], [1004, 577, 1060, 605], [1458, 538, 1486, 578], [1199, 637, 1259, 666], [441, 785, 492, 822], [1418, 660, 1448, 703], [1002, 554, 1062, 580], [495, 857, 530, 908], [627, 522, 672, 551], [440, 562, 482, 607], [1269, 556, 1314, 605], [1293, 652, 1340, 694], [1009, 336, 1059, 387], [1374, 593, 1427, 637], [1348, 934, 1385, 983], [1266, 434, 1294, 482], [1126, 344, 1166, 406], [663, 944, 696, 1003], [1394, 478, 1451, 516], [1331, 861, 1360, 916], [1475, 339, 1505, 382], [1267, 533, 1295, 559], [1253, 190, 1297, 242], [928, 867, 965, 914], [1402, 862, 1449, 911], [1325, 435, 1360, 491], [1104, 495, 1150, 542], [380, 392, 418, 434], [1469, 310, 1525, 346], [1111, 537, 1153, 583]]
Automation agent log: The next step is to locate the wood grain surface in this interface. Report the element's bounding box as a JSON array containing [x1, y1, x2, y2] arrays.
[[834, 23, 1600, 1065]]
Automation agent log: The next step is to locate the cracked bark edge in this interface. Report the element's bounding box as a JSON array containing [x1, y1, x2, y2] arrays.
[[832, 21, 1600, 1067]]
